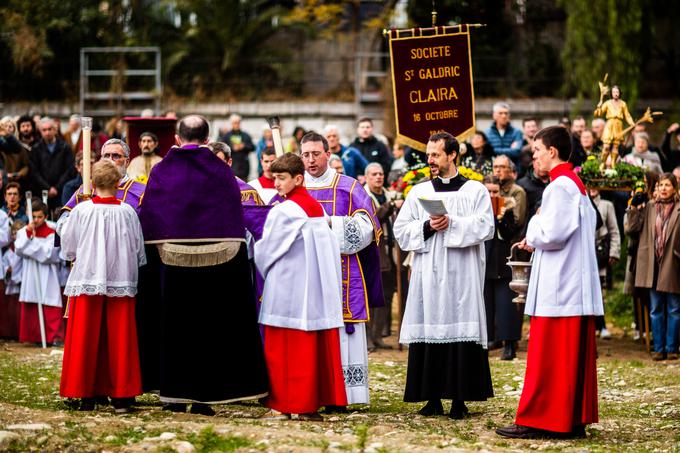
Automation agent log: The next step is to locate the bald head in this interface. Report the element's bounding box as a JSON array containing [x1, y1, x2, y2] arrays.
[[177, 115, 209, 144]]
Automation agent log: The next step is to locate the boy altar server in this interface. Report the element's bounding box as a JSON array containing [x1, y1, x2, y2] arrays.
[[58, 160, 146, 413], [496, 126, 602, 439], [16, 201, 64, 345], [255, 153, 347, 421]]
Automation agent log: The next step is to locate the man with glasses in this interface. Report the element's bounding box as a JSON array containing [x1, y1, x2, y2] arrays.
[[29, 117, 76, 213], [60, 139, 146, 214]]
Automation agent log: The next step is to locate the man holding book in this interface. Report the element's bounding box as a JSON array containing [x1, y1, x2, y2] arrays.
[[394, 132, 496, 419]]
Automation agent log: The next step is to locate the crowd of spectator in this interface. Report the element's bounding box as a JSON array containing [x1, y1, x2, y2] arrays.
[[1, 103, 679, 360]]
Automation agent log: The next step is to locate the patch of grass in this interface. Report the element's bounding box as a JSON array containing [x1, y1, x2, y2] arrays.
[[606, 281, 634, 330], [101, 427, 162, 446], [185, 426, 252, 453], [0, 350, 62, 409], [354, 423, 369, 451]]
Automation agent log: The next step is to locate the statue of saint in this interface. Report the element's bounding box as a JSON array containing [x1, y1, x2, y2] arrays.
[[594, 84, 635, 168]]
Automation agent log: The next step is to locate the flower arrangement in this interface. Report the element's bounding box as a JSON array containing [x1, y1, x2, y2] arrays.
[[392, 165, 431, 198], [458, 166, 484, 182], [578, 155, 646, 190], [390, 164, 483, 198]]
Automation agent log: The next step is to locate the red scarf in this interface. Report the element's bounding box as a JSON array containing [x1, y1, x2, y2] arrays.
[[92, 196, 121, 205], [549, 162, 586, 195], [258, 175, 275, 189], [29, 222, 55, 239], [285, 186, 324, 217]]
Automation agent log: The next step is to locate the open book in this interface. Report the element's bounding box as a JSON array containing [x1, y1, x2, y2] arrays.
[[418, 197, 448, 216]]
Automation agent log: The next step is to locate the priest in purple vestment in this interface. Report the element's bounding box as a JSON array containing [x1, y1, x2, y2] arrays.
[[138, 116, 268, 415]]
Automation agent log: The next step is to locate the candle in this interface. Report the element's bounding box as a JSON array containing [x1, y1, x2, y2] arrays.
[[266, 116, 285, 157], [81, 117, 93, 195]]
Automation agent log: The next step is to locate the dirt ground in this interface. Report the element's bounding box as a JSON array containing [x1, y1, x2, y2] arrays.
[[1, 331, 679, 452]]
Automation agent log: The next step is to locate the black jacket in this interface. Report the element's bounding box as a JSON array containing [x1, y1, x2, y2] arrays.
[[351, 136, 393, 178], [30, 139, 76, 193], [485, 209, 522, 280], [517, 169, 548, 220]]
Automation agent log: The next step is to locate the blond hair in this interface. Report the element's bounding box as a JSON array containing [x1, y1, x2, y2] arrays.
[[92, 159, 120, 191]]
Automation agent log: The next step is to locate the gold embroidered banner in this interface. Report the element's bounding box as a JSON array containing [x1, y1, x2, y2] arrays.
[[387, 25, 476, 151]]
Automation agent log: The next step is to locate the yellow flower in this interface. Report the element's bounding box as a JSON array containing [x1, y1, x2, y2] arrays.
[[403, 172, 415, 182], [404, 185, 413, 198]]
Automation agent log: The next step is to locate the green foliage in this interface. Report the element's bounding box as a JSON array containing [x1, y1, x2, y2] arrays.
[[354, 423, 369, 451], [579, 156, 646, 189], [560, 0, 652, 107], [185, 426, 251, 453]]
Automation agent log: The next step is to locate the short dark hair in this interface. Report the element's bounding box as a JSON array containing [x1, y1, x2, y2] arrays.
[[428, 131, 459, 156], [32, 200, 48, 216], [207, 141, 231, 159], [139, 131, 159, 142], [5, 182, 21, 193], [300, 132, 329, 152], [178, 115, 209, 143], [261, 147, 276, 157], [271, 153, 305, 177], [534, 125, 572, 162], [522, 117, 538, 126], [17, 114, 34, 129], [573, 115, 585, 122], [357, 117, 373, 126]]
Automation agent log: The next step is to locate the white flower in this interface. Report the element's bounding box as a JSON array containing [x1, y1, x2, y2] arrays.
[[604, 169, 618, 178]]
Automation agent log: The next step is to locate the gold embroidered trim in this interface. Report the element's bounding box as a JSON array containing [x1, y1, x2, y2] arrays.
[[157, 241, 241, 267]]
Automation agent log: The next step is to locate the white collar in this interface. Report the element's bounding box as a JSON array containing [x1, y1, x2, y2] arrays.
[[438, 170, 459, 184], [304, 167, 336, 186]]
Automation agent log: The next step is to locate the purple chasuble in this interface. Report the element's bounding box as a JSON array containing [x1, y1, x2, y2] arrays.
[[274, 173, 383, 322], [139, 144, 246, 242], [237, 177, 264, 206], [62, 178, 146, 213]]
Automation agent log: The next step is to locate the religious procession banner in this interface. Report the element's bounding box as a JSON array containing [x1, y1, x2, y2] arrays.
[[387, 25, 476, 151]]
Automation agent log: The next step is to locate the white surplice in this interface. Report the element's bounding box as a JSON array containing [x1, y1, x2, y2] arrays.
[[394, 179, 495, 347], [58, 201, 146, 297], [524, 176, 604, 317], [248, 178, 278, 205], [305, 167, 374, 405], [15, 228, 62, 307], [3, 249, 22, 295], [254, 200, 344, 331]]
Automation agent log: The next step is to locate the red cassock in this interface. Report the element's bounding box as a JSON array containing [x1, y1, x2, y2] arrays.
[[0, 283, 20, 339], [264, 326, 347, 414], [18, 303, 65, 344], [515, 316, 598, 432], [60, 295, 142, 399]]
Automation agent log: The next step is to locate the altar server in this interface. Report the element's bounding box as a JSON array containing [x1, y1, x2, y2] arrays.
[[58, 159, 146, 413], [496, 125, 602, 439]]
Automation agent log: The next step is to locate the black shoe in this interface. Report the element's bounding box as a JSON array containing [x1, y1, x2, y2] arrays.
[[79, 398, 96, 411], [496, 424, 544, 439], [322, 405, 348, 414], [163, 403, 187, 413], [111, 398, 133, 414], [487, 340, 502, 351], [189, 403, 215, 416], [449, 401, 469, 420], [501, 342, 516, 361], [418, 399, 443, 416]]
